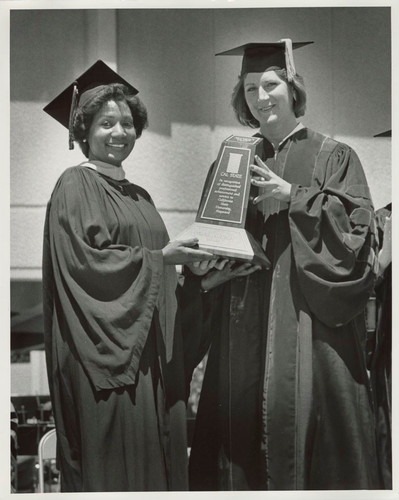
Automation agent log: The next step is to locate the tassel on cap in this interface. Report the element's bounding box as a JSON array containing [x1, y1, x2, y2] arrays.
[[68, 82, 79, 150], [280, 38, 296, 81]]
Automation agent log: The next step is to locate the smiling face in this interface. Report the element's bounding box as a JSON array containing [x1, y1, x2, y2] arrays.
[[244, 70, 297, 138], [87, 99, 136, 166]]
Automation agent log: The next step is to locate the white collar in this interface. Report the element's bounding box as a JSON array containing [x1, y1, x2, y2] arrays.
[[80, 160, 126, 181]]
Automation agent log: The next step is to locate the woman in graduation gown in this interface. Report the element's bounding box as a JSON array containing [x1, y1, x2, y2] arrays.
[[183, 41, 383, 490], [42, 61, 213, 492]]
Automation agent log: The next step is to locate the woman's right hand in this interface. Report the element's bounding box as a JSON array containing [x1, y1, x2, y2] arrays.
[[162, 238, 214, 265]]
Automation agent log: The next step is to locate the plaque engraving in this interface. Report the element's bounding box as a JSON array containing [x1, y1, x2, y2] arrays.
[[177, 135, 270, 267], [200, 146, 250, 224]]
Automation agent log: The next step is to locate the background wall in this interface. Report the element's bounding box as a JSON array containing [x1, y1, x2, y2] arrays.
[[10, 7, 391, 282]]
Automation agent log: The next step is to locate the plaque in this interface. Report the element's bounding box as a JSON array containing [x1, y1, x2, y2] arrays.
[[177, 135, 270, 267]]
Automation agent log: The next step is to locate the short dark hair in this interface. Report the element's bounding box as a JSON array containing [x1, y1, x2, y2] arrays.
[[231, 68, 307, 128], [73, 83, 148, 158]]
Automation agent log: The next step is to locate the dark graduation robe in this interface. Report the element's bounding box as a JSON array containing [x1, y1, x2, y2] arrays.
[[183, 127, 382, 490], [42, 164, 188, 492]]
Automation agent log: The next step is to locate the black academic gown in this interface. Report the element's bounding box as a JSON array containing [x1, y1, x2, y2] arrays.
[[184, 128, 382, 490], [42, 165, 188, 492]]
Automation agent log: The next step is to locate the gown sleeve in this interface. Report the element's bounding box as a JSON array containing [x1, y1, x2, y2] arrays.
[[177, 161, 224, 389], [178, 267, 223, 395], [288, 144, 378, 327], [44, 167, 165, 391]]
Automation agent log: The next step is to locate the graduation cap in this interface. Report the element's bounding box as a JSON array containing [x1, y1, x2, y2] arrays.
[[43, 60, 139, 149], [216, 39, 313, 81], [373, 130, 391, 137]]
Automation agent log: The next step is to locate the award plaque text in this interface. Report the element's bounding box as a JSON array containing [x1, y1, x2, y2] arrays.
[[177, 135, 270, 267]]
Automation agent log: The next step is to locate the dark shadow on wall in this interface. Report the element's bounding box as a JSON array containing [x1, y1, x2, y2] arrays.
[[118, 9, 218, 137], [10, 9, 219, 138]]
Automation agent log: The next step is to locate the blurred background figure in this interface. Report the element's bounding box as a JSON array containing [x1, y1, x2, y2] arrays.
[[10, 402, 18, 493], [372, 202, 392, 488], [364, 129, 392, 489]]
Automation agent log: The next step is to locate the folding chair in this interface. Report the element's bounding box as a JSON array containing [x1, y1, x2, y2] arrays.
[[37, 428, 58, 493]]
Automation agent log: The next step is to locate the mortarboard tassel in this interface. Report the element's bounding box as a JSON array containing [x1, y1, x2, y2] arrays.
[[68, 82, 79, 150], [280, 38, 296, 82]]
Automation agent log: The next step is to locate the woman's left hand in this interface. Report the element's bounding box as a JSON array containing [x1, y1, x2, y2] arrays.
[[250, 155, 292, 204], [186, 258, 229, 276], [201, 261, 262, 292]]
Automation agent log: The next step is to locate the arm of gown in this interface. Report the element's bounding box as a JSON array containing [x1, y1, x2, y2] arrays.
[[177, 161, 224, 390], [45, 167, 164, 391], [288, 145, 378, 327], [178, 264, 227, 399]]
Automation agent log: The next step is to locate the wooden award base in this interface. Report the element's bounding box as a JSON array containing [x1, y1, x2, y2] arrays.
[[177, 222, 271, 268]]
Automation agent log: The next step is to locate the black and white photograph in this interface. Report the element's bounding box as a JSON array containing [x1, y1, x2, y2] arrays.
[[3, 0, 396, 498]]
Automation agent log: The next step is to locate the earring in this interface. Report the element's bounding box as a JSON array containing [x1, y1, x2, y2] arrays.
[[83, 139, 87, 143]]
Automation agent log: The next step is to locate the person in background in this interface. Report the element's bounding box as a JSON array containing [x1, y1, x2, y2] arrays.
[[10, 402, 18, 493], [370, 201, 392, 488], [42, 60, 213, 492], [182, 39, 383, 490]]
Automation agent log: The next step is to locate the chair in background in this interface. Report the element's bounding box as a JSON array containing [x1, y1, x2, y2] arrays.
[[37, 428, 58, 493]]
